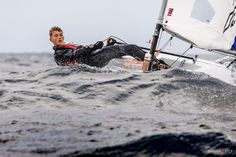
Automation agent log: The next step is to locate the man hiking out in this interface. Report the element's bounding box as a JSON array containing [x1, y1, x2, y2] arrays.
[[49, 26, 169, 69]]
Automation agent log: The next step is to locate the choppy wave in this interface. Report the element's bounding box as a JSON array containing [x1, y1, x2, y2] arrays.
[[0, 53, 236, 157]]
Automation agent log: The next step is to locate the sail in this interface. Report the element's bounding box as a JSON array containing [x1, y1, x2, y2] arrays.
[[162, 0, 236, 53]]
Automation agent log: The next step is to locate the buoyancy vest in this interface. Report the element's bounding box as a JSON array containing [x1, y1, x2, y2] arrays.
[[53, 43, 78, 66], [57, 43, 77, 50]]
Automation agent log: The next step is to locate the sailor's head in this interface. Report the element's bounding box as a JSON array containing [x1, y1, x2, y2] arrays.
[[49, 26, 65, 46]]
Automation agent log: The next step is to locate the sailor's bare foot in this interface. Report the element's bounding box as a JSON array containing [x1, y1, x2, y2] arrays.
[[159, 64, 170, 70]]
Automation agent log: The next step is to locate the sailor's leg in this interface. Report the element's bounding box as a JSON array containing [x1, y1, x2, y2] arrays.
[[117, 44, 146, 61], [119, 44, 170, 70], [87, 44, 147, 67], [87, 45, 126, 67]]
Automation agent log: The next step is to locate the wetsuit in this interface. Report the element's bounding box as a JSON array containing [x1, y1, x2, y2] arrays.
[[53, 41, 147, 67], [53, 41, 169, 69]]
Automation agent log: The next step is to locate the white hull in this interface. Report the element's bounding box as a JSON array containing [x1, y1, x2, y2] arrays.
[[157, 53, 236, 86]]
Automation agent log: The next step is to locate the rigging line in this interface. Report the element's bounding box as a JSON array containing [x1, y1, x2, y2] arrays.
[[159, 36, 173, 51], [102, 38, 109, 42], [227, 58, 236, 68], [109, 35, 128, 44], [102, 35, 128, 44], [170, 45, 193, 67]]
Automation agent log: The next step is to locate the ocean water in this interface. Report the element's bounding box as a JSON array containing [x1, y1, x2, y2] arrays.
[[0, 53, 236, 157]]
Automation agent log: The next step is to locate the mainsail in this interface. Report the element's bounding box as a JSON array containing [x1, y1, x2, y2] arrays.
[[160, 0, 236, 53]]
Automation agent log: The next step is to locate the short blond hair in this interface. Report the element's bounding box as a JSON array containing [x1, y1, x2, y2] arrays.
[[49, 26, 63, 37]]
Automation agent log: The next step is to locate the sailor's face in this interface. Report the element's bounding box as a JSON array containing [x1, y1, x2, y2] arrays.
[[50, 31, 64, 46]]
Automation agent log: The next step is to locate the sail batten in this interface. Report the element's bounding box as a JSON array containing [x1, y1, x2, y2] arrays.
[[161, 0, 236, 54]]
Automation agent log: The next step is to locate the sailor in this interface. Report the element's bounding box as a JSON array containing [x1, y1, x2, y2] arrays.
[[49, 26, 169, 69]]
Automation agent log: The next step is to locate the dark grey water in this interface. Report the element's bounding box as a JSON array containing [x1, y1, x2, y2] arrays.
[[0, 53, 236, 157]]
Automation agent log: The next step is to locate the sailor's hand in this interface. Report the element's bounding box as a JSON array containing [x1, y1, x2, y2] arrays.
[[154, 50, 160, 56], [106, 38, 116, 46]]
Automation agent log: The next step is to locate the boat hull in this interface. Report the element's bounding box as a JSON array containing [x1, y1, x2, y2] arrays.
[[157, 53, 236, 86]]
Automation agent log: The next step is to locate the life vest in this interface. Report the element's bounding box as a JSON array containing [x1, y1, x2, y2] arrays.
[[57, 43, 77, 50], [55, 43, 78, 66]]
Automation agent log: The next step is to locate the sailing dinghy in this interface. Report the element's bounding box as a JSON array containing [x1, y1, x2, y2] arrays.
[[145, 0, 236, 85]]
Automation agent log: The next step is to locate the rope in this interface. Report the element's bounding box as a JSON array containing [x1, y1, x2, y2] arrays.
[[109, 35, 128, 44], [159, 36, 173, 51], [102, 35, 128, 44], [227, 58, 236, 68], [170, 45, 193, 67]]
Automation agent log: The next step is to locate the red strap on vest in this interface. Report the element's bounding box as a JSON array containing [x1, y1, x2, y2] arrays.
[[57, 43, 77, 50]]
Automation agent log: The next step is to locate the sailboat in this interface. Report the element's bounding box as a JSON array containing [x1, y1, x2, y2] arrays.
[[143, 0, 236, 85]]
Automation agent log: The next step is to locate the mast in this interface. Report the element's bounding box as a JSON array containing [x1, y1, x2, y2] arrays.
[[147, 0, 168, 71]]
